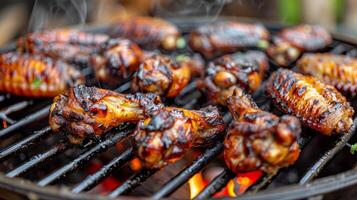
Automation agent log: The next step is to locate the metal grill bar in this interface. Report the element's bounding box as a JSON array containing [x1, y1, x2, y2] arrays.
[[347, 49, 357, 57], [175, 82, 200, 106], [330, 44, 352, 54], [108, 168, 158, 198], [299, 118, 357, 184], [1, 101, 30, 114], [152, 142, 224, 199], [248, 171, 278, 193], [37, 128, 133, 187], [0, 101, 32, 123], [72, 148, 134, 193], [193, 168, 234, 200], [6, 144, 66, 178], [0, 127, 51, 161], [113, 81, 131, 93], [0, 106, 50, 139]]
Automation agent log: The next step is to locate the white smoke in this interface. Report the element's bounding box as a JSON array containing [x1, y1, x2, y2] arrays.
[[153, 0, 232, 20], [28, 0, 87, 32]]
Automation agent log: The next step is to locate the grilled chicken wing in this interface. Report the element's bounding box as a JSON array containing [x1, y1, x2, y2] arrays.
[[0, 52, 83, 97], [297, 53, 357, 96], [131, 54, 192, 98], [224, 88, 301, 174], [188, 21, 270, 58], [134, 106, 225, 168], [200, 51, 268, 105], [109, 17, 180, 51], [18, 28, 109, 47], [266, 69, 354, 135], [49, 84, 162, 144], [17, 29, 109, 64], [267, 25, 332, 67], [91, 39, 143, 84]]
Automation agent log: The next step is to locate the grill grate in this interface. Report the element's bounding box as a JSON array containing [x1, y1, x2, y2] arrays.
[[72, 148, 135, 193], [0, 24, 356, 200], [37, 127, 134, 187]]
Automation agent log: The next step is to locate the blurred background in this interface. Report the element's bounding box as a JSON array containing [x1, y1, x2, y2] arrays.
[[0, 0, 356, 46]]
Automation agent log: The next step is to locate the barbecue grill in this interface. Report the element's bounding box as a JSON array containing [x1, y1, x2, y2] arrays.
[[0, 17, 356, 200]]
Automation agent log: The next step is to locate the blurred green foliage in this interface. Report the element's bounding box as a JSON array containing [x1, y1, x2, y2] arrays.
[[278, 0, 301, 24], [278, 0, 345, 24]]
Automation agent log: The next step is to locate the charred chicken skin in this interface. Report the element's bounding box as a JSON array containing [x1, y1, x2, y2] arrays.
[[109, 17, 180, 51], [91, 39, 143, 84], [224, 88, 301, 174], [297, 53, 357, 96], [18, 28, 109, 47], [49, 84, 163, 144], [17, 29, 109, 64], [0, 52, 83, 97], [134, 106, 225, 169], [267, 25, 332, 67], [201, 51, 269, 105], [188, 21, 270, 58], [131, 54, 192, 98], [266, 69, 354, 135]]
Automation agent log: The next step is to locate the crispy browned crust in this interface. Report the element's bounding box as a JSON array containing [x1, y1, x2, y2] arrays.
[[267, 25, 332, 67], [49, 84, 163, 144], [109, 17, 180, 50], [24, 42, 96, 64], [18, 28, 109, 48], [278, 25, 332, 51], [266, 69, 354, 135], [91, 39, 143, 84], [134, 105, 225, 169], [0, 52, 84, 97], [17, 29, 109, 64], [188, 21, 269, 58], [297, 53, 357, 96], [201, 51, 268, 105], [131, 54, 191, 98], [224, 88, 301, 174]]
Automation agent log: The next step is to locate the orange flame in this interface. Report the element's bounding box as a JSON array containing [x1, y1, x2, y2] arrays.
[[188, 170, 263, 198], [130, 157, 142, 171], [227, 170, 263, 197], [188, 172, 207, 199]]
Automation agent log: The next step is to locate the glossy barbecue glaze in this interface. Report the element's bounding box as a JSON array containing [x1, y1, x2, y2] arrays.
[[201, 51, 268, 105], [0, 52, 83, 97], [18, 28, 109, 47], [131, 54, 191, 98], [189, 21, 270, 58], [49, 84, 163, 144], [135, 106, 225, 168], [109, 17, 180, 51], [17, 29, 109, 64], [267, 25, 332, 67], [266, 69, 354, 135], [297, 53, 357, 96], [91, 39, 143, 84], [224, 88, 301, 174]]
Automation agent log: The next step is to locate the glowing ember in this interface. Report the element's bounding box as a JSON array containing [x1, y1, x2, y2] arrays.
[[2, 120, 7, 128], [100, 176, 121, 193], [227, 170, 263, 197], [85, 161, 121, 194], [188, 170, 263, 198], [188, 172, 207, 199], [130, 157, 142, 171]]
